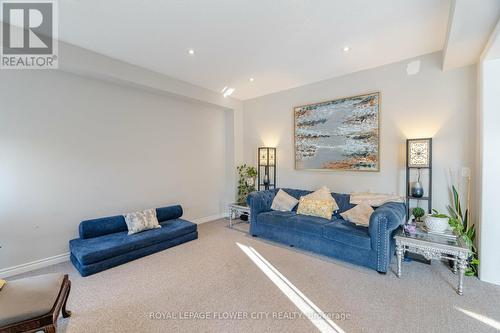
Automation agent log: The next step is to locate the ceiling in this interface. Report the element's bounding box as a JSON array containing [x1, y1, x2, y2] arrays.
[[443, 0, 500, 70], [57, 0, 453, 100]]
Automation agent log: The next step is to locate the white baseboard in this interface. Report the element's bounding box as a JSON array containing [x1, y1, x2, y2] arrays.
[[0, 252, 70, 279], [192, 213, 227, 224]]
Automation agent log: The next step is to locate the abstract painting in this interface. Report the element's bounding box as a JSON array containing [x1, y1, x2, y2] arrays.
[[294, 92, 380, 171]]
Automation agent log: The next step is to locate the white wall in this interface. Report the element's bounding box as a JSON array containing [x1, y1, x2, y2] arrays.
[[0, 69, 230, 271], [478, 57, 500, 285], [242, 52, 476, 215]]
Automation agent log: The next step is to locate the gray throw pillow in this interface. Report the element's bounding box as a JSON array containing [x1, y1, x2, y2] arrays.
[[124, 208, 161, 235], [271, 189, 299, 211]]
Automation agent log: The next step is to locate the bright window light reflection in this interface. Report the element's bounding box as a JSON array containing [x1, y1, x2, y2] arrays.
[[455, 307, 500, 330], [237, 242, 344, 333]]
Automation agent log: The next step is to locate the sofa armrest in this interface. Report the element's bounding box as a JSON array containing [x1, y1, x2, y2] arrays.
[[368, 202, 406, 272], [246, 189, 277, 225]]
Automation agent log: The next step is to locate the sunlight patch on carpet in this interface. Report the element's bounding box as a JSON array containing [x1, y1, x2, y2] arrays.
[[237, 242, 344, 333], [456, 307, 500, 330]]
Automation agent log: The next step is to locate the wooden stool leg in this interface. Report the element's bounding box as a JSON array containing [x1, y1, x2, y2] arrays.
[[62, 280, 72, 318], [44, 324, 56, 333]]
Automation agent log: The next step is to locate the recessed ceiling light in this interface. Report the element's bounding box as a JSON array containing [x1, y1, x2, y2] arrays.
[[249, 77, 255, 82], [223, 87, 235, 98], [342, 46, 350, 52], [188, 49, 195, 55]]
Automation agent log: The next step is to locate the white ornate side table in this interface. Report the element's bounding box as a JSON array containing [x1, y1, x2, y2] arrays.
[[395, 227, 470, 295], [228, 203, 250, 228]]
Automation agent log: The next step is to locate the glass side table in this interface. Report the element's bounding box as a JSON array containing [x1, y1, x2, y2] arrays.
[[228, 203, 250, 228], [394, 226, 470, 295]]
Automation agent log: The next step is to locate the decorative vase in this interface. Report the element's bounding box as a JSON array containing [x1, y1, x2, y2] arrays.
[[245, 177, 255, 187], [411, 181, 424, 198], [424, 216, 449, 232]]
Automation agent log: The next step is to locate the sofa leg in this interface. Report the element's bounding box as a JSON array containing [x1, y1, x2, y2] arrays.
[[251, 234, 258, 237], [377, 271, 386, 275], [289, 244, 294, 247]]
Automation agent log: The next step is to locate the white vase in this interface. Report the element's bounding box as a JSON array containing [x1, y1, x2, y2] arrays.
[[424, 215, 449, 232], [245, 177, 255, 187]]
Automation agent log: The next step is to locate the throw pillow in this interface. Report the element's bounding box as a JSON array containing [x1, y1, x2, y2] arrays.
[[297, 197, 335, 220], [142, 208, 159, 226], [271, 189, 299, 211], [341, 202, 374, 226], [0, 279, 5, 291], [124, 208, 161, 235], [303, 186, 339, 211], [350, 192, 404, 207]]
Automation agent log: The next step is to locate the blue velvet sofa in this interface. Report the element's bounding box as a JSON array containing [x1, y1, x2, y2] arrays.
[[69, 205, 197, 276], [247, 189, 406, 273]]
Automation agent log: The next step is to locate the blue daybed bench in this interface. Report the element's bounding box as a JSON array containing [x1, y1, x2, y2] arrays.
[[69, 205, 197, 276], [247, 189, 406, 273]]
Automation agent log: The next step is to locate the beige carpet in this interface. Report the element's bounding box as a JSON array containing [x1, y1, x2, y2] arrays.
[[10, 219, 500, 333]]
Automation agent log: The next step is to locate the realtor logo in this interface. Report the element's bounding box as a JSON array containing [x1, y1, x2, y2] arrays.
[[1, 0, 58, 69]]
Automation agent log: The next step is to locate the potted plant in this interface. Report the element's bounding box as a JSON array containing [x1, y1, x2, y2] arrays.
[[424, 209, 449, 232], [236, 164, 257, 205], [412, 207, 425, 223], [447, 185, 479, 276]]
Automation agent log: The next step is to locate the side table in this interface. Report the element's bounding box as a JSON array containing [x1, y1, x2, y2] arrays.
[[395, 227, 470, 295], [228, 203, 250, 228]]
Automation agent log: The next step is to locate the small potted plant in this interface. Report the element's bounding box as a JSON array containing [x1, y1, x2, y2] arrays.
[[425, 209, 449, 232], [236, 164, 257, 205], [412, 207, 425, 223]]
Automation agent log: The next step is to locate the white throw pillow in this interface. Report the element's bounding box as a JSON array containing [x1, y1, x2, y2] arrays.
[[340, 203, 374, 226], [271, 189, 299, 211], [350, 192, 404, 207], [124, 208, 161, 235], [303, 186, 339, 211]]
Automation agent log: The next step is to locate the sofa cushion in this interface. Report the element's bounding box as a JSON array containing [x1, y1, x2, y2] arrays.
[[302, 186, 339, 211], [79, 215, 128, 239], [289, 214, 332, 235], [350, 192, 404, 206], [278, 189, 353, 213], [297, 197, 335, 220], [79, 205, 184, 239], [340, 202, 374, 226], [332, 193, 355, 213], [257, 211, 296, 228], [322, 220, 371, 249], [70, 218, 196, 265], [156, 205, 183, 223], [124, 209, 161, 235], [271, 189, 299, 211]]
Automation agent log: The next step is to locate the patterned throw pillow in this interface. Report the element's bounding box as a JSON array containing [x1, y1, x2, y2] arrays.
[[303, 186, 339, 211], [297, 197, 335, 220], [340, 202, 374, 226], [271, 189, 299, 211], [124, 208, 161, 235]]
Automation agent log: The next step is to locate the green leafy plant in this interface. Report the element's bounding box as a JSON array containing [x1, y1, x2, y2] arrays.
[[446, 185, 479, 276], [236, 164, 257, 204], [431, 209, 448, 219], [412, 207, 425, 222]]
